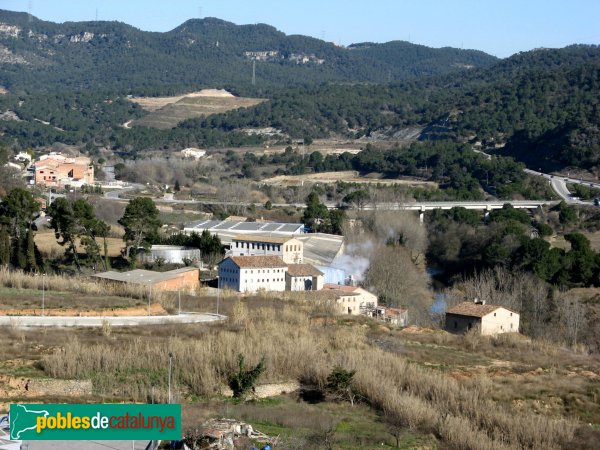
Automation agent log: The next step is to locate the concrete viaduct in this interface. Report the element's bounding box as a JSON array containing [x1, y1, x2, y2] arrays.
[[352, 200, 558, 222]]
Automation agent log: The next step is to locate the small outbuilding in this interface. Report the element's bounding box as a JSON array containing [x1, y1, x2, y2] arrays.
[[445, 300, 519, 335], [92, 267, 200, 293], [286, 264, 324, 291], [139, 245, 201, 265]]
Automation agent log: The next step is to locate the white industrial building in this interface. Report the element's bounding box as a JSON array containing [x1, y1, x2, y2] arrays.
[[184, 219, 305, 237], [286, 264, 324, 291], [231, 235, 304, 263], [218, 256, 288, 293], [139, 245, 201, 265]]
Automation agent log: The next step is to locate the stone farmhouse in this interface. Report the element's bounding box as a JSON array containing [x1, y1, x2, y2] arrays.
[[445, 300, 520, 335]]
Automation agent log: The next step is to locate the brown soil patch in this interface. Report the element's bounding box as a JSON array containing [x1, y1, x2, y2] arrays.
[[262, 171, 438, 187], [0, 303, 167, 317], [401, 325, 437, 334]]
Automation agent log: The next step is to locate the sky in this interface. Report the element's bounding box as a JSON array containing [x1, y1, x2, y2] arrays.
[[1, 0, 600, 57]]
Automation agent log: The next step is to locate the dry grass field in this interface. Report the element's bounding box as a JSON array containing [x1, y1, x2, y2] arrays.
[[583, 230, 600, 251], [130, 90, 265, 129], [34, 231, 124, 259], [262, 171, 439, 188], [1, 270, 598, 448]]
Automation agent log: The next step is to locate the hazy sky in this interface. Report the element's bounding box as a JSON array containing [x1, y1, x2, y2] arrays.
[[2, 0, 600, 57]]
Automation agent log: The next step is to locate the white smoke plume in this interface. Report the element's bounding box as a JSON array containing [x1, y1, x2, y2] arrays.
[[320, 241, 375, 284]]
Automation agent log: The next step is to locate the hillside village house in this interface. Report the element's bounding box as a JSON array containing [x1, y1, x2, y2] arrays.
[[445, 300, 520, 335], [322, 283, 378, 315], [230, 235, 304, 264], [34, 152, 94, 187], [285, 264, 324, 291], [218, 256, 288, 293]]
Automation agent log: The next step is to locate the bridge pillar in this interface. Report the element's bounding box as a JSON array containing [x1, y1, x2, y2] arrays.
[[419, 207, 426, 224], [484, 205, 491, 220]]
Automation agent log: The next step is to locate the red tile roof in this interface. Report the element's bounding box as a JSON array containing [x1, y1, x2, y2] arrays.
[[446, 302, 511, 318], [227, 255, 287, 268], [323, 283, 360, 293], [287, 264, 323, 277]]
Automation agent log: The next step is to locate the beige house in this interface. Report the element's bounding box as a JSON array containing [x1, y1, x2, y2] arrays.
[[34, 153, 94, 187], [231, 235, 303, 263], [322, 283, 378, 315], [286, 264, 324, 291], [445, 301, 519, 335]]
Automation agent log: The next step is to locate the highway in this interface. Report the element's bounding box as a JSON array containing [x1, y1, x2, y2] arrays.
[[101, 185, 557, 212], [523, 169, 596, 205], [98, 162, 595, 212]]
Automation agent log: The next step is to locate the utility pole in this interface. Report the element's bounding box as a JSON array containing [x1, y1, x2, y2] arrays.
[[148, 285, 152, 316], [41, 273, 45, 316], [168, 353, 173, 404], [217, 275, 220, 316], [178, 290, 181, 315], [252, 60, 256, 86]]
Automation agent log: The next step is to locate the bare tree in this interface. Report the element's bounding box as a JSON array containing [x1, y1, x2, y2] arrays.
[[364, 245, 432, 325], [557, 294, 587, 347], [361, 211, 428, 262]]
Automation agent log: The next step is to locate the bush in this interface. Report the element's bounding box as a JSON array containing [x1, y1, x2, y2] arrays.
[[228, 354, 266, 399]]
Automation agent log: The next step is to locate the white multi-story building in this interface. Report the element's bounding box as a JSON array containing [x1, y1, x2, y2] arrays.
[[230, 235, 303, 264], [218, 256, 288, 293]]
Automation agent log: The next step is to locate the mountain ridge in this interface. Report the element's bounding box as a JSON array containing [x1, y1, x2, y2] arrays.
[[0, 9, 497, 94]]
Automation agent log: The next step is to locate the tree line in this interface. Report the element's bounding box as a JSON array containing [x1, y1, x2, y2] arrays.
[[0, 188, 223, 274]]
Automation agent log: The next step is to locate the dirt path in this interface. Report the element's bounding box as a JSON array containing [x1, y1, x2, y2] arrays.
[[0, 303, 167, 317]]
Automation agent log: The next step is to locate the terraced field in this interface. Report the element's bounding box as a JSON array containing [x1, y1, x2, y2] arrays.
[[131, 92, 265, 129]]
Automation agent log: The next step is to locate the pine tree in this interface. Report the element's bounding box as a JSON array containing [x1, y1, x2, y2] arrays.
[[25, 226, 38, 273], [0, 227, 10, 266]]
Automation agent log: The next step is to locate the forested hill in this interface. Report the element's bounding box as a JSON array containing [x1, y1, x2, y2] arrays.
[[0, 10, 497, 93]]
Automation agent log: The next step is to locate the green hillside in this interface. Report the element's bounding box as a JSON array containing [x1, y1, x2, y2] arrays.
[[0, 10, 497, 93]]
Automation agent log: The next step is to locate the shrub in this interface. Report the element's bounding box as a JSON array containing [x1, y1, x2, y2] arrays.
[[228, 354, 266, 399]]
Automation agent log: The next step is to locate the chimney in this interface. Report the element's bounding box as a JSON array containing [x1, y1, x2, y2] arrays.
[[474, 297, 485, 305]]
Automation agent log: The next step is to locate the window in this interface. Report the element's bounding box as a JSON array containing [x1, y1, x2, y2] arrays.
[[494, 312, 496, 317], [510, 313, 513, 317], [510, 323, 513, 329]]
